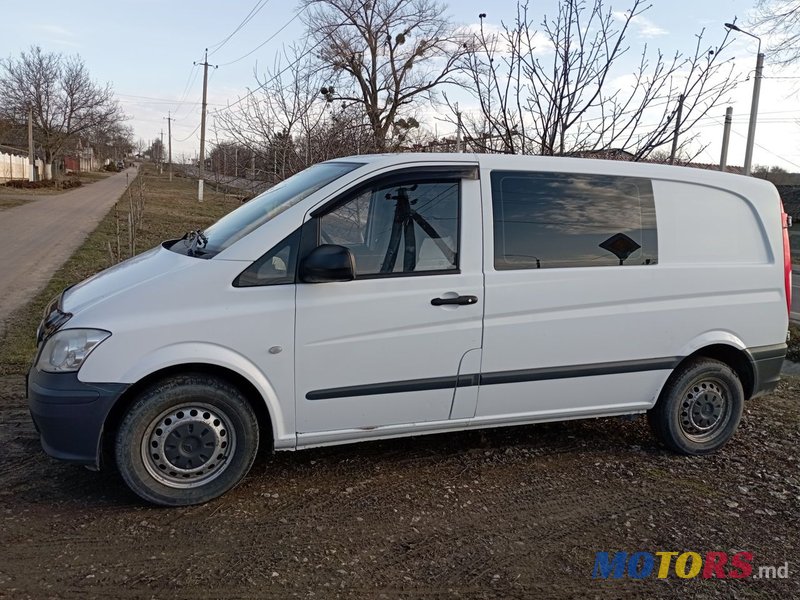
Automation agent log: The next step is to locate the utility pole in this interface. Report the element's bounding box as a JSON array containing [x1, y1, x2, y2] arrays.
[[455, 103, 463, 153], [719, 106, 733, 172], [744, 52, 764, 176], [234, 147, 238, 178], [195, 49, 217, 202], [27, 106, 35, 182], [724, 23, 763, 176], [164, 112, 174, 181], [669, 94, 684, 165]]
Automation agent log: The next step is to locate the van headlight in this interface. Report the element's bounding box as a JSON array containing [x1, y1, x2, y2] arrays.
[[36, 329, 111, 373]]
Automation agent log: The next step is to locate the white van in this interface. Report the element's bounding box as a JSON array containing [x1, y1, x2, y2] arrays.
[[28, 154, 792, 506]]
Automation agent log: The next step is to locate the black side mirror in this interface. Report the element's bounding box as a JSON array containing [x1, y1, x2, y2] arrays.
[[300, 244, 356, 283]]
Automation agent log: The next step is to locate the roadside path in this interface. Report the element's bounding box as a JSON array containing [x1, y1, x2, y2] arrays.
[[0, 167, 137, 337]]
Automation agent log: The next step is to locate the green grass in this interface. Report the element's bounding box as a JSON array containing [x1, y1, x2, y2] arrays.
[[0, 163, 240, 375]]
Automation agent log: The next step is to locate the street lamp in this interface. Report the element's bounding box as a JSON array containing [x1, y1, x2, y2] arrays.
[[724, 22, 763, 176]]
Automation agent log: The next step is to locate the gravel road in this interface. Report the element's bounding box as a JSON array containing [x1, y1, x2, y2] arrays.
[[0, 168, 136, 338]]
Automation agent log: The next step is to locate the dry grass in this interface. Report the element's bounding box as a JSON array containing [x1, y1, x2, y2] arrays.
[[0, 163, 240, 375], [0, 197, 27, 210]]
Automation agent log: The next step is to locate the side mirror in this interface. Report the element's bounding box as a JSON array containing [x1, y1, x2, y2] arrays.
[[300, 244, 356, 283]]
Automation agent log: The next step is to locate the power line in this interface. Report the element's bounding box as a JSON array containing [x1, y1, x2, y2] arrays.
[[174, 122, 202, 142], [219, 11, 301, 66], [172, 64, 201, 119], [709, 117, 800, 169], [210, 44, 315, 116], [116, 93, 225, 107], [209, 0, 272, 56]]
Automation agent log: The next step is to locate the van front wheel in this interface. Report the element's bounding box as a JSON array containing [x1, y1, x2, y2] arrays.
[[115, 374, 259, 506], [648, 358, 744, 455]]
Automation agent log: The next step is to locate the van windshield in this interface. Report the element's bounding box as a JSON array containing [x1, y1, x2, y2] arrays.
[[171, 161, 363, 257]]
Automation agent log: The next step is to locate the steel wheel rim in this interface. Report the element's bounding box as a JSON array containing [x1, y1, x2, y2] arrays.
[[679, 376, 731, 442], [141, 402, 236, 489]]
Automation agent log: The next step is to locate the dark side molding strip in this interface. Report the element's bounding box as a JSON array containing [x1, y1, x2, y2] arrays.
[[306, 356, 682, 400]]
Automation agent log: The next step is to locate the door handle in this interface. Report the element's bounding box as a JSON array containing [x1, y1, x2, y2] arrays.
[[431, 295, 479, 306]]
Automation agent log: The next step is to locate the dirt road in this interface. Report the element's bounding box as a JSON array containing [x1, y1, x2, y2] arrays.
[[1, 372, 797, 599], [0, 168, 136, 338]]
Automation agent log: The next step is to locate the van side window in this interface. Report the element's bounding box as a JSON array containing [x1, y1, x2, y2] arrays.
[[319, 180, 460, 277], [491, 171, 658, 269], [233, 229, 300, 287]]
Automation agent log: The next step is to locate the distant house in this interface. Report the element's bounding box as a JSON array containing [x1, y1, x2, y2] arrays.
[[63, 139, 96, 172]]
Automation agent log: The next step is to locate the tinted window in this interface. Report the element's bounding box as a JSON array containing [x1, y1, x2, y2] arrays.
[[319, 179, 460, 277], [491, 171, 657, 269]]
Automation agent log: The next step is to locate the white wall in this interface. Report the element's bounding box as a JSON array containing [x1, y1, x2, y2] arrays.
[[0, 152, 45, 182]]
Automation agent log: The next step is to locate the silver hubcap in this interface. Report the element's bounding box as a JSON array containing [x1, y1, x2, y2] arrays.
[[141, 403, 236, 489], [679, 378, 730, 441]]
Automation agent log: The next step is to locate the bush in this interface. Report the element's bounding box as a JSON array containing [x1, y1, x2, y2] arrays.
[[104, 162, 119, 172], [2, 178, 82, 190], [4, 179, 54, 189]]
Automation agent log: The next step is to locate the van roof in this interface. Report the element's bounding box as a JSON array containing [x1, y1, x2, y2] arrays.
[[327, 153, 778, 196]]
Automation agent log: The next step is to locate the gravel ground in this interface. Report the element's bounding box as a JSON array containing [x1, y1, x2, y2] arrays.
[[1, 373, 798, 599]]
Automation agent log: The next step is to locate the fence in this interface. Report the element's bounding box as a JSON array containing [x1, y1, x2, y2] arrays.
[[0, 151, 45, 182]]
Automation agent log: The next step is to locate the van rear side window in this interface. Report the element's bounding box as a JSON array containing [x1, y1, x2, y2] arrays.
[[491, 171, 658, 270]]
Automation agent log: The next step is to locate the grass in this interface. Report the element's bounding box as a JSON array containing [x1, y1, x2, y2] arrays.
[[0, 197, 27, 210], [0, 163, 240, 375]]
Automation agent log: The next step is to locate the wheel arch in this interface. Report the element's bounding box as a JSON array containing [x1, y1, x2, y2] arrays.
[[101, 363, 278, 467], [670, 344, 755, 400]]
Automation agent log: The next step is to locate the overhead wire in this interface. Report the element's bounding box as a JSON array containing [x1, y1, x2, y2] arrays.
[[208, 0, 272, 56], [218, 11, 302, 66], [708, 116, 800, 169]]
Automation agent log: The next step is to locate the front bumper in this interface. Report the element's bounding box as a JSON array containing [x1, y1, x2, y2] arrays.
[[27, 368, 129, 468]]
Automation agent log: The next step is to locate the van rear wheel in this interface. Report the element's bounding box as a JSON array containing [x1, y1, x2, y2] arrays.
[[115, 374, 259, 506], [648, 358, 744, 455]]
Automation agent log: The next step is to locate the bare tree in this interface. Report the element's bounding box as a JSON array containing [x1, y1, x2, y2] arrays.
[[752, 0, 800, 66], [0, 46, 125, 176], [304, 0, 467, 152], [455, 1, 736, 160], [216, 44, 329, 182]]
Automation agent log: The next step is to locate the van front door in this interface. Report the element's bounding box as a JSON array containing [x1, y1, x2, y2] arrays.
[[295, 168, 483, 441]]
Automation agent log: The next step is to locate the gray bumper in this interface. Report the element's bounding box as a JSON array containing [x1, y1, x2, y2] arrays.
[[27, 369, 128, 468], [748, 343, 787, 398]]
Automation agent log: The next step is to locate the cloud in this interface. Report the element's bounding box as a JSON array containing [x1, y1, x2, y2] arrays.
[[32, 24, 81, 48], [36, 24, 75, 37], [613, 11, 668, 38], [463, 21, 554, 58]]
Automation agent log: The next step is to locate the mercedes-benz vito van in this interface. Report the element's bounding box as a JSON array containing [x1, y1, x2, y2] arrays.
[[28, 154, 792, 506]]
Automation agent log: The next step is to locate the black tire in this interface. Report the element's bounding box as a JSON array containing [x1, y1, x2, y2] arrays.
[[648, 358, 744, 455], [115, 373, 259, 506]]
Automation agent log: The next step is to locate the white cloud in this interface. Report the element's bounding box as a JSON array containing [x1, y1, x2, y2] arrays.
[[463, 21, 554, 58], [613, 11, 668, 38], [35, 24, 75, 37]]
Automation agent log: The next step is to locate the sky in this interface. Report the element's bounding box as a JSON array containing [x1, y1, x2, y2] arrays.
[[2, 0, 800, 171]]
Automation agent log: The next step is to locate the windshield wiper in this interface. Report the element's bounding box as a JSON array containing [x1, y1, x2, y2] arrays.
[[181, 229, 209, 257]]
